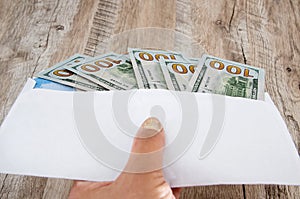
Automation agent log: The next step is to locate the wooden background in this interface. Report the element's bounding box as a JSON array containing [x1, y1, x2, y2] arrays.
[[0, 0, 299, 198]]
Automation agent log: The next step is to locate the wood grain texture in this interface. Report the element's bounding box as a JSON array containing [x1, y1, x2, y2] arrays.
[[239, 0, 300, 198], [84, 0, 120, 56], [0, 0, 94, 198], [0, 0, 299, 198], [189, 0, 300, 198]]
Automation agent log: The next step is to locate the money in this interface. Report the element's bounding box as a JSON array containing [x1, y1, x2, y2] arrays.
[[189, 58, 201, 63], [129, 48, 188, 89], [63, 53, 138, 90], [159, 59, 199, 91], [189, 54, 265, 100], [38, 54, 107, 91], [36, 51, 265, 101]]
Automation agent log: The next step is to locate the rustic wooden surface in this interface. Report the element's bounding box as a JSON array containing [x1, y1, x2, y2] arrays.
[[0, 0, 299, 198]]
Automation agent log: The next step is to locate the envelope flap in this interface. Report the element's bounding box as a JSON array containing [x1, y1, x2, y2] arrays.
[[0, 79, 300, 186]]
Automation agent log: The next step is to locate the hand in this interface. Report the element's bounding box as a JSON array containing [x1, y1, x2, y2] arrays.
[[69, 117, 181, 199]]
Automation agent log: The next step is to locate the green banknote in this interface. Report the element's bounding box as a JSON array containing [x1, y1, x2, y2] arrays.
[[129, 48, 188, 89], [63, 53, 138, 90], [38, 54, 107, 91], [159, 59, 199, 91], [189, 54, 265, 100]]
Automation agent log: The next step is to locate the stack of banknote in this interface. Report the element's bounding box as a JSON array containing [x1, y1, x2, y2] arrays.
[[38, 48, 265, 100]]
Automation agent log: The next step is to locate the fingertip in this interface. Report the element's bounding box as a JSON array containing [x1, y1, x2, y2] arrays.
[[132, 117, 165, 153], [141, 117, 163, 132]]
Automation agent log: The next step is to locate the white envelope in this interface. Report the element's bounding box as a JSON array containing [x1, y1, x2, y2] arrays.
[[0, 78, 300, 187]]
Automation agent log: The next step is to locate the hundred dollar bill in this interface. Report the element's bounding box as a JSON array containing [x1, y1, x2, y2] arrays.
[[189, 54, 265, 100], [189, 57, 201, 62], [129, 48, 188, 89], [159, 59, 199, 91], [38, 54, 106, 91], [63, 53, 137, 90]]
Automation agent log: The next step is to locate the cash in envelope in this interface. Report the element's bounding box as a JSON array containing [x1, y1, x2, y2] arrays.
[[37, 49, 265, 100]]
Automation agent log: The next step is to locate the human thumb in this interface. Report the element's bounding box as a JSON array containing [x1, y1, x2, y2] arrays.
[[112, 118, 177, 199], [122, 117, 165, 173]]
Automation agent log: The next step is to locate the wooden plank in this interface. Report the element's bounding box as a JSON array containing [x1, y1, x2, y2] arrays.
[[0, 0, 64, 196], [180, 0, 246, 198], [42, 179, 73, 199], [188, 0, 300, 198], [181, 185, 244, 199], [84, 0, 120, 56], [176, 0, 192, 36], [32, 0, 99, 74], [0, 0, 95, 198], [0, 175, 46, 199], [85, 0, 177, 56], [114, 0, 176, 32], [238, 0, 300, 198]]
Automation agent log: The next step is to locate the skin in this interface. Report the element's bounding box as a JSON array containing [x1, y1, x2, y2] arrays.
[[69, 117, 181, 199]]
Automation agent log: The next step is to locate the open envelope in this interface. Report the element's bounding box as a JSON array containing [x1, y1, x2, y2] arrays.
[[0, 78, 300, 187]]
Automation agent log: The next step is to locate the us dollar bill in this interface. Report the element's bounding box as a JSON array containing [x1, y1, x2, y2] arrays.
[[129, 48, 188, 89], [189, 54, 265, 100], [38, 54, 107, 91], [159, 59, 199, 91], [189, 57, 201, 62], [63, 53, 138, 90]]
